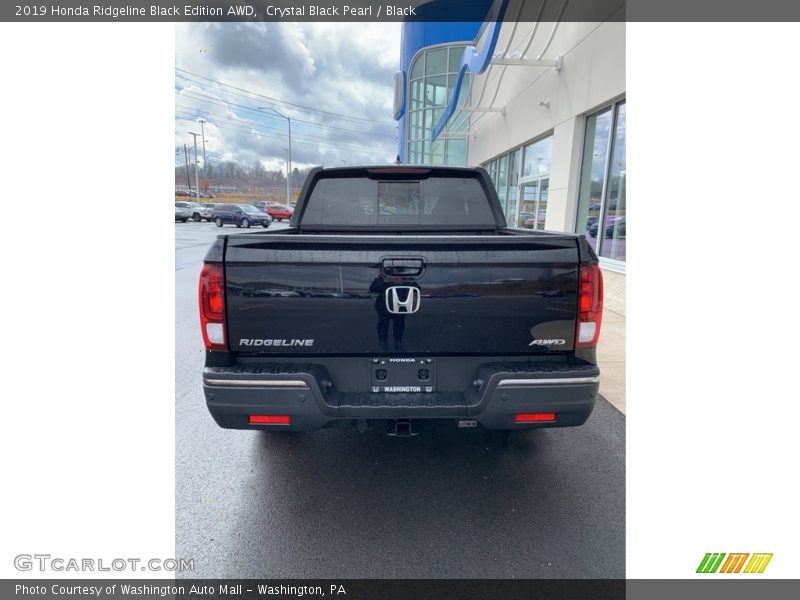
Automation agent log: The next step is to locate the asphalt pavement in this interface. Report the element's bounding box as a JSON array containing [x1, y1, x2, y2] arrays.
[[175, 220, 625, 578]]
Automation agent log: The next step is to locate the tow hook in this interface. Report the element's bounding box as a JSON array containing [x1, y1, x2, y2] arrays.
[[386, 419, 419, 437]]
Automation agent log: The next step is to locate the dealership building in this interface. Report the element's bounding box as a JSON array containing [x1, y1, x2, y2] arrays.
[[394, 6, 626, 313]]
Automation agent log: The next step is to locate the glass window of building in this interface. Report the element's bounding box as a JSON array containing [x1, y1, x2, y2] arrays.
[[505, 149, 520, 224], [522, 136, 553, 178], [482, 134, 550, 228], [576, 100, 626, 263], [517, 135, 553, 229], [407, 46, 469, 165], [496, 154, 508, 212], [487, 159, 497, 186]]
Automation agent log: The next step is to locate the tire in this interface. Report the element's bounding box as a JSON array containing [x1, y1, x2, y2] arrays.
[[214, 217, 223, 227], [241, 218, 250, 228], [180, 218, 188, 223], [262, 221, 270, 228], [192, 213, 201, 222]]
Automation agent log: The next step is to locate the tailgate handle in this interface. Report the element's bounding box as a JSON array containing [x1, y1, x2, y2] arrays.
[[382, 258, 425, 277]]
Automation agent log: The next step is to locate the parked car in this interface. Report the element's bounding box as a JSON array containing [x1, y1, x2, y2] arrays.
[[211, 203, 273, 228], [199, 165, 604, 436], [174, 204, 190, 222], [589, 215, 625, 238], [517, 212, 534, 228], [182, 202, 214, 222], [264, 203, 293, 221], [175, 189, 190, 197]]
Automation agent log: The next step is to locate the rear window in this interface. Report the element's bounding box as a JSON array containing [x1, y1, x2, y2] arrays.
[[300, 175, 497, 227]]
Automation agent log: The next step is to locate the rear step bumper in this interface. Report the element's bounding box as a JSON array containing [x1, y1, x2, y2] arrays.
[[203, 363, 599, 431]]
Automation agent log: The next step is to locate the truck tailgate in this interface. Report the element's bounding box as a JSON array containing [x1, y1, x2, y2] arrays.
[[224, 235, 579, 356]]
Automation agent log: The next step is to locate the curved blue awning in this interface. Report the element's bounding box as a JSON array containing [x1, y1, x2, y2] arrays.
[[432, 0, 509, 140]]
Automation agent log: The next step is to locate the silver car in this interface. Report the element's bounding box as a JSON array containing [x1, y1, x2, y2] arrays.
[[174, 203, 191, 222], [198, 203, 217, 220], [181, 201, 214, 222]]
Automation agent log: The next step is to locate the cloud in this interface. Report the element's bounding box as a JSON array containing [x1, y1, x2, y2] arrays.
[[175, 23, 401, 170]]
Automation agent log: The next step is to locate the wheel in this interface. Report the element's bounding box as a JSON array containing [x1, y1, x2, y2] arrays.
[[214, 217, 223, 227], [192, 213, 201, 222], [276, 218, 282, 222], [262, 221, 270, 228], [180, 218, 188, 222], [241, 218, 250, 228]]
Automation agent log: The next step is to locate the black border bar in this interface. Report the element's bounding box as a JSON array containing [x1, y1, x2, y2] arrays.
[[6, 579, 624, 600], [5, 579, 800, 600], [6, 0, 800, 22]]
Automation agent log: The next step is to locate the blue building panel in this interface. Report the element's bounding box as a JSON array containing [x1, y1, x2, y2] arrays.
[[397, 20, 484, 161]]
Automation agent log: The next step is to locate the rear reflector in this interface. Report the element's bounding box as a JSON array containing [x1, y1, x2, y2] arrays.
[[199, 263, 226, 351], [515, 413, 556, 423], [575, 263, 603, 349], [249, 415, 291, 425]]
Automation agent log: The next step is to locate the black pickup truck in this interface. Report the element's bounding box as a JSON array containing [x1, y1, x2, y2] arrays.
[[199, 165, 603, 436]]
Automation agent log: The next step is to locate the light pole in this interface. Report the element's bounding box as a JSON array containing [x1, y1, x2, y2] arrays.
[[282, 147, 290, 205], [257, 106, 292, 202], [188, 132, 201, 201], [183, 144, 191, 191], [198, 119, 207, 165], [198, 119, 207, 192]]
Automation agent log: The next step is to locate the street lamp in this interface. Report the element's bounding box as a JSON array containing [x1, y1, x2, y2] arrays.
[[188, 131, 201, 201], [282, 147, 290, 205], [257, 106, 292, 205]]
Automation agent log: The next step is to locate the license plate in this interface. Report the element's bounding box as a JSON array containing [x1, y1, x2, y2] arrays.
[[370, 358, 435, 393]]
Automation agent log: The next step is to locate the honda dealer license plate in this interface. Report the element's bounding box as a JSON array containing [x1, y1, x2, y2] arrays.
[[370, 358, 436, 393]]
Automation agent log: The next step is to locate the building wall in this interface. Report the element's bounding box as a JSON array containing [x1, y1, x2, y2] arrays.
[[466, 21, 626, 312], [466, 21, 625, 223]]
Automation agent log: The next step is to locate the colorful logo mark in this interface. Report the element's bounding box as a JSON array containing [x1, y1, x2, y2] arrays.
[[696, 553, 773, 574]]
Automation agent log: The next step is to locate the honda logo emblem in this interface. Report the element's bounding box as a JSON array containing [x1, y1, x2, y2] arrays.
[[386, 286, 421, 314]]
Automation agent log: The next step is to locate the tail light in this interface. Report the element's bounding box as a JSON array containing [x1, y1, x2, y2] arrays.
[[576, 263, 603, 349], [249, 415, 291, 425], [199, 263, 226, 350], [515, 413, 556, 423]]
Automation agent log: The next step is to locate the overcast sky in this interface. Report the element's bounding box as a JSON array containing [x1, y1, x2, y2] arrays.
[[175, 23, 401, 172]]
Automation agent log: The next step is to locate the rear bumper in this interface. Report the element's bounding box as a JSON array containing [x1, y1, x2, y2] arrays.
[[203, 362, 599, 432]]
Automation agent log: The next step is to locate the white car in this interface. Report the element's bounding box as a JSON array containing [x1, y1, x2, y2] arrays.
[[174, 204, 191, 222], [182, 201, 214, 222], [198, 203, 218, 221]]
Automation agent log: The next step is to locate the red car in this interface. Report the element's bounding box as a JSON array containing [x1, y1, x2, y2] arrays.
[[264, 203, 293, 221]]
